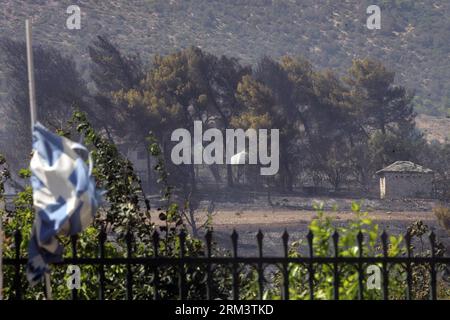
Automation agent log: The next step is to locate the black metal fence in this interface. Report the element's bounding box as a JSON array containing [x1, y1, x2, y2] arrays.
[[2, 228, 450, 300]]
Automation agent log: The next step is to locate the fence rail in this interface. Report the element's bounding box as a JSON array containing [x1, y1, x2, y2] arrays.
[[2, 229, 450, 300]]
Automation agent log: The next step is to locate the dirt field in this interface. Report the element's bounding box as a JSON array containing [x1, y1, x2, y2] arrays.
[[204, 208, 436, 227], [196, 209, 447, 256], [151, 194, 450, 256]]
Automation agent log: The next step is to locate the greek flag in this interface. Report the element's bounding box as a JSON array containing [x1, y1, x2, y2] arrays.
[[27, 122, 102, 285]]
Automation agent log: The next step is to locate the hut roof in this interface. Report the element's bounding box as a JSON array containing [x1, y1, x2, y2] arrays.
[[376, 161, 433, 174]]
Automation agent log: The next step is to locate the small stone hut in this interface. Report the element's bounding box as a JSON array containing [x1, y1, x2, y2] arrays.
[[376, 161, 434, 199]]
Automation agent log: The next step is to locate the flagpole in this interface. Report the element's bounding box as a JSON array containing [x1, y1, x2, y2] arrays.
[[26, 19, 37, 132], [26, 19, 52, 300]]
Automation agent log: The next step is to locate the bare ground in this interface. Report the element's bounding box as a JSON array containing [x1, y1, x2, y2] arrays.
[[196, 209, 448, 256], [151, 195, 450, 256]]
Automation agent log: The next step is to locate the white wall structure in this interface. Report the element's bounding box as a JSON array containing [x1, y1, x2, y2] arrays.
[[126, 145, 151, 189], [376, 161, 434, 199]]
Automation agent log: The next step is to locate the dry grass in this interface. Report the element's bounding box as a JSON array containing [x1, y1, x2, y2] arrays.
[[434, 206, 450, 232], [416, 114, 450, 143]]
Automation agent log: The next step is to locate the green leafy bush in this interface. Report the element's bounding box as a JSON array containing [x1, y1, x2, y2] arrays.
[[1, 112, 231, 300], [257, 203, 406, 300]]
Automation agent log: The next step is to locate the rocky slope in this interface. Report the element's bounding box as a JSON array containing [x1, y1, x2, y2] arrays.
[[0, 0, 449, 115]]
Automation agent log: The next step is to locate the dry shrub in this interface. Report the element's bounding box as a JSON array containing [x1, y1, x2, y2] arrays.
[[434, 206, 450, 232]]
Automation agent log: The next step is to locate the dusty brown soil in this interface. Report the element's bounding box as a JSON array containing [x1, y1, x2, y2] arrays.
[[204, 209, 449, 256], [151, 203, 449, 256], [148, 191, 450, 256], [202, 209, 436, 228]]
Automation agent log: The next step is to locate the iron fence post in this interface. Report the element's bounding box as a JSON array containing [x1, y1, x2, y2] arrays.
[[307, 230, 314, 300], [282, 230, 289, 300], [125, 230, 133, 300], [205, 230, 213, 300], [98, 228, 106, 300], [231, 229, 239, 300], [357, 231, 364, 300], [70, 235, 78, 300], [152, 230, 160, 300], [332, 230, 340, 300], [405, 231, 413, 300], [14, 230, 22, 300], [381, 230, 389, 300], [256, 230, 264, 300], [178, 229, 186, 300], [429, 232, 437, 300]]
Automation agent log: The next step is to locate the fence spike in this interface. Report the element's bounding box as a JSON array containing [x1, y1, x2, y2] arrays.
[[71, 235, 78, 255], [357, 231, 363, 256], [144, 198, 151, 211], [205, 229, 212, 245], [125, 230, 133, 245], [99, 227, 107, 244], [179, 229, 186, 256], [332, 230, 339, 255], [381, 230, 388, 241], [256, 229, 264, 244], [307, 229, 314, 257], [404, 230, 411, 246], [332, 229, 339, 241], [152, 229, 159, 243], [357, 231, 363, 245], [429, 231, 436, 253], [257, 230, 264, 258], [257, 229, 263, 238], [306, 229, 313, 242], [205, 230, 213, 257], [282, 230, 289, 247], [231, 229, 238, 256], [282, 229, 289, 242], [14, 229, 22, 249], [381, 230, 388, 256]]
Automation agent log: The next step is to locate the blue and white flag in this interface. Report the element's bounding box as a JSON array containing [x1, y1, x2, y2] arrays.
[[27, 122, 102, 285]]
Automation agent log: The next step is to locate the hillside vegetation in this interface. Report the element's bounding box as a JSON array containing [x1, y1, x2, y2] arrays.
[[0, 0, 449, 116]]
